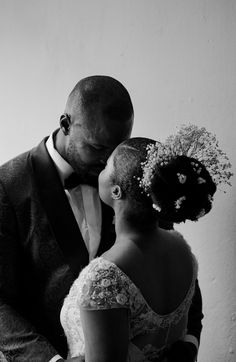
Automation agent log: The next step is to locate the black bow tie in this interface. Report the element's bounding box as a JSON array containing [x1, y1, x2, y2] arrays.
[[64, 173, 98, 190]]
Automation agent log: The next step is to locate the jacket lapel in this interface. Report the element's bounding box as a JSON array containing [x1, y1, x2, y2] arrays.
[[30, 137, 89, 277]]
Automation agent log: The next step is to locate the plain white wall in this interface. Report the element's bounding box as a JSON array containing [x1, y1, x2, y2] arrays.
[[0, 1, 235, 361]]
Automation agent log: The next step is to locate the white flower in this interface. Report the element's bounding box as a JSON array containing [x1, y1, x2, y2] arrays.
[[152, 203, 161, 212], [175, 196, 186, 209], [191, 162, 202, 174], [177, 173, 187, 184], [101, 278, 111, 287], [116, 293, 128, 305], [197, 177, 206, 184]]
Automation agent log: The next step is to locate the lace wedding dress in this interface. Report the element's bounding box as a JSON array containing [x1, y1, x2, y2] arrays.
[[61, 238, 198, 361]]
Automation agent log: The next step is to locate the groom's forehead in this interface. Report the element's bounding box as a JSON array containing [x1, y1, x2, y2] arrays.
[[81, 119, 129, 147]]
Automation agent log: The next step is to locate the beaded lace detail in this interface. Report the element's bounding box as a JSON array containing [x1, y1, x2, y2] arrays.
[[61, 233, 198, 361]]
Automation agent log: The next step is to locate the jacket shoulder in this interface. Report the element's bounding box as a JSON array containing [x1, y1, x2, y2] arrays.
[[0, 149, 34, 184]]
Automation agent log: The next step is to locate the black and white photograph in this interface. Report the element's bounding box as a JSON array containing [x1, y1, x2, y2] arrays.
[[0, 1, 235, 361]]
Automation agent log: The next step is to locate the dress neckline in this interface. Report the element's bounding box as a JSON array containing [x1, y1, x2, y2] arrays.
[[95, 254, 197, 319]]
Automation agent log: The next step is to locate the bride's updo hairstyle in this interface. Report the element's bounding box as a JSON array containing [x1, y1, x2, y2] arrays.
[[111, 125, 232, 225], [142, 152, 216, 223], [111, 138, 216, 224]]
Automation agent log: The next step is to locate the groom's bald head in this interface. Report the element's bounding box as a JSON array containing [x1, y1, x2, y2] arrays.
[[65, 75, 134, 126]]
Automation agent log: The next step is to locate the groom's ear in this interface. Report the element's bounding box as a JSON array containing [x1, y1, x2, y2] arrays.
[[111, 185, 122, 200], [60, 114, 71, 135]]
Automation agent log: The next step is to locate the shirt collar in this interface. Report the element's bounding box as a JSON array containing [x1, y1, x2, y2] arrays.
[[46, 131, 74, 184]]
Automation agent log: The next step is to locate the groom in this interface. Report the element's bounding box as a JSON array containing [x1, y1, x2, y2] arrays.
[[0, 75, 202, 362]]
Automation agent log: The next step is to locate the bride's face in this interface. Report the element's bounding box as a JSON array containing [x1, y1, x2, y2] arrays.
[[98, 151, 116, 207]]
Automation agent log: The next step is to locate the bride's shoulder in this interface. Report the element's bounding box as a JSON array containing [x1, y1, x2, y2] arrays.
[[166, 229, 198, 269], [167, 229, 191, 249]]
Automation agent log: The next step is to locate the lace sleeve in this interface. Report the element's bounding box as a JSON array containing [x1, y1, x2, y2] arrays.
[[77, 257, 131, 310]]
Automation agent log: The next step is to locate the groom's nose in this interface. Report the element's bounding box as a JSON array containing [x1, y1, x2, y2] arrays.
[[99, 148, 113, 165]]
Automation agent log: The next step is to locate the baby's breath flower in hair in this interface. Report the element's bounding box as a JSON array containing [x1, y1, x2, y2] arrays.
[[165, 124, 233, 188], [152, 203, 161, 212], [140, 142, 177, 194], [197, 177, 206, 184], [177, 173, 187, 184], [139, 123, 232, 223], [140, 124, 233, 194], [175, 196, 186, 210]]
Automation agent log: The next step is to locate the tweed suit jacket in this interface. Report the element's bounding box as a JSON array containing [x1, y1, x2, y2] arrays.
[[0, 136, 116, 361]]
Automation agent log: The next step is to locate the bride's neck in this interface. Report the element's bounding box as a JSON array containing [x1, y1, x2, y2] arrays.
[[113, 201, 157, 239]]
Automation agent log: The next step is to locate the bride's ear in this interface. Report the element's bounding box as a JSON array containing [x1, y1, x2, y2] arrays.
[[111, 185, 122, 200]]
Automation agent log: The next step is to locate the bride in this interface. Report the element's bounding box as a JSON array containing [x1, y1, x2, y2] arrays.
[[60, 127, 231, 362]]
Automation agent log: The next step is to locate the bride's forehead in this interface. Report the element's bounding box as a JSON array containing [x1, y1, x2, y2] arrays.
[[106, 151, 116, 165]]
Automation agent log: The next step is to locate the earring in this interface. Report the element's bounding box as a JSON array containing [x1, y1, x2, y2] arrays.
[[111, 185, 122, 200]]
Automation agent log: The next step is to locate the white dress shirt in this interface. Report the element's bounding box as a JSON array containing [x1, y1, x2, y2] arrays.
[[46, 133, 102, 362], [46, 133, 102, 261]]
